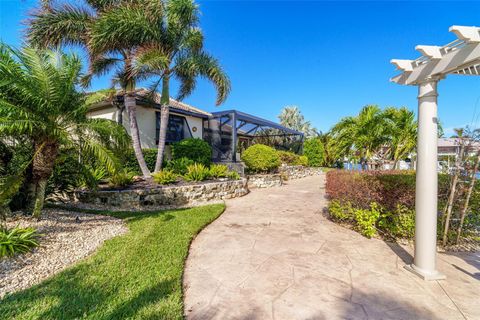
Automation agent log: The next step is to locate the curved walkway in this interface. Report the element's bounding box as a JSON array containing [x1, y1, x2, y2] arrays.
[[184, 174, 479, 320]]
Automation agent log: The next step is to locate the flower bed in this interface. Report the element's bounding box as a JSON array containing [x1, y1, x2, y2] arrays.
[[74, 178, 248, 210]]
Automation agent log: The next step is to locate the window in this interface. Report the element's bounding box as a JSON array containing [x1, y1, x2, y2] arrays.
[[155, 113, 192, 144]]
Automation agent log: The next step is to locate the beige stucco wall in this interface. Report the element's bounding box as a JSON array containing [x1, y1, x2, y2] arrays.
[[87, 104, 205, 149]]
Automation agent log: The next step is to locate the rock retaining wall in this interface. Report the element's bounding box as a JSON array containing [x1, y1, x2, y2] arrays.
[[279, 165, 323, 180], [247, 166, 323, 189], [75, 178, 248, 210]]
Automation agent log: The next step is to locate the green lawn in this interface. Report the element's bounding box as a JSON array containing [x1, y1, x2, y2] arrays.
[[0, 204, 225, 319]]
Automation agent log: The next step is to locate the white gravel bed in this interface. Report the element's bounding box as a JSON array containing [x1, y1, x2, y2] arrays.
[[0, 209, 127, 298]]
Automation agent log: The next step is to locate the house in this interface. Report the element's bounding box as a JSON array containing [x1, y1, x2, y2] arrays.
[[88, 89, 304, 162]]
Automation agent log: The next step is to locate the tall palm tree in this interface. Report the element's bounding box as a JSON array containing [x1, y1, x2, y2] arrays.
[[278, 106, 318, 138], [27, 0, 154, 177], [0, 44, 129, 218], [113, 0, 231, 172], [384, 107, 417, 169]]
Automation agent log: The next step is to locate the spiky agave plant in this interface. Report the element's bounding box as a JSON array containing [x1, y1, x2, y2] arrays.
[[0, 44, 130, 218]]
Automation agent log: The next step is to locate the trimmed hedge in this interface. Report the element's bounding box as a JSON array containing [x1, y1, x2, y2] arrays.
[[171, 138, 212, 166], [325, 170, 451, 239], [241, 144, 281, 173], [303, 138, 324, 167]]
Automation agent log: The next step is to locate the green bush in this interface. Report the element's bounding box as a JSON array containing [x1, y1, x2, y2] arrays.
[[241, 144, 281, 173], [171, 138, 212, 166], [0, 226, 39, 258], [152, 170, 177, 185], [209, 164, 229, 179], [165, 157, 195, 175], [379, 204, 415, 239], [353, 203, 381, 238], [303, 138, 324, 167], [226, 171, 241, 180], [328, 200, 354, 221], [109, 169, 135, 188], [277, 151, 299, 165], [184, 163, 210, 182], [295, 155, 309, 166]]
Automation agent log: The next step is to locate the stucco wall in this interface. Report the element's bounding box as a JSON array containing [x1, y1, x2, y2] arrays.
[[87, 104, 205, 149]]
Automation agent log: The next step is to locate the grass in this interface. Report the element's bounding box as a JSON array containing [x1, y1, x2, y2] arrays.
[[0, 204, 225, 319]]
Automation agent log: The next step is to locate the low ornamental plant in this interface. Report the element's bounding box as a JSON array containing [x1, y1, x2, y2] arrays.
[[165, 157, 195, 175], [295, 155, 309, 166], [0, 226, 40, 258], [241, 144, 280, 173], [109, 169, 135, 188], [226, 171, 241, 180], [183, 163, 210, 182], [209, 164, 229, 179], [152, 170, 177, 185]]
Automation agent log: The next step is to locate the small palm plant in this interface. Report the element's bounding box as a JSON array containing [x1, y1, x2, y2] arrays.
[[0, 44, 130, 218]]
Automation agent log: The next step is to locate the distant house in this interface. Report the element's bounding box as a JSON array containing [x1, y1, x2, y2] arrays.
[[87, 89, 303, 162]]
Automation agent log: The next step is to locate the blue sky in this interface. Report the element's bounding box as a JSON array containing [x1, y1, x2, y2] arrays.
[[1, 1, 480, 136]]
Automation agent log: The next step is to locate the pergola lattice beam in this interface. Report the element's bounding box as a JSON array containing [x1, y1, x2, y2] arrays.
[[391, 25, 480, 85]]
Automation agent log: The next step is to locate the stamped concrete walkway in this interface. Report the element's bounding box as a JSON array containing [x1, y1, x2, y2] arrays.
[[184, 174, 480, 320]]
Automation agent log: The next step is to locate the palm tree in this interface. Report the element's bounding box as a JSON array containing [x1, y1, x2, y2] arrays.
[[113, 0, 231, 172], [278, 106, 318, 138], [330, 105, 388, 169], [27, 0, 153, 177], [384, 107, 417, 169], [0, 44, 129, 218]]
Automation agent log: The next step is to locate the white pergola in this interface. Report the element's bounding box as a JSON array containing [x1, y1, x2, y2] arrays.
[[390, 25, 480, 280]]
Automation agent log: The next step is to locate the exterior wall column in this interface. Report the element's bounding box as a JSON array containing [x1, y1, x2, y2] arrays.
[[405, 79, 446, 280]]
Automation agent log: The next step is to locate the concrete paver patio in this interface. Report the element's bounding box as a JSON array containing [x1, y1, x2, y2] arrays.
[[183, 174, 479, 320]]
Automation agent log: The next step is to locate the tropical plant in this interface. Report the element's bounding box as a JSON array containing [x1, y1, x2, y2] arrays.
[[241, 144, 281, 173], [183, 163, 209, 182], [0, 226, 40, 258], [152, 169, 177, 185], [226, 171, 241, 180], [109, 169, 135, 188], [296, 155, 309, 167], [27, 0, 160, 177], [277, 150, 300, 165], [165, 157, 195, 175], [278, 106, 318, 138], [208, 164, 229, 179], [384, 107, 417, 168], [0, 45, 129, 217], [330, 105, 390, 169]]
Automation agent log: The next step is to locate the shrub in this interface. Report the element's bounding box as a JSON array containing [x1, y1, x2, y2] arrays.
[[0, 226, 39, 258], [109, 169, 135, 188], [277, 151, 300, 165], [241, 144, 281, 173], [165, 157, 195, 175], [353, 203, 381, 238], [226, 171, 241, 180], [171, 138, 212, 166], [328, 200, 354, 221], [152, 170, 177, 185], [184, 163, 210, 182], [209, 164, 229, 179], [303, 138, 324, 167], [378, 204, 415, 239], [295, 155, 309, 166]]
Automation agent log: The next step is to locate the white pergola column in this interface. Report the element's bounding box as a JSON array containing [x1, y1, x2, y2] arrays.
[[405, 79, 445, 280]]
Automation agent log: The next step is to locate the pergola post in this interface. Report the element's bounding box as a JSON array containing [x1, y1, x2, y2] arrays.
[[404, 79, 445, 280], [391, 25, 480, 280]]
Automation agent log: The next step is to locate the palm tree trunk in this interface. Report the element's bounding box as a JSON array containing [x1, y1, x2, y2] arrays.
[[154, 76, 170, 173], [31, 141, 58, 219], [456, 151, 480, 244], [125, 91, 150, 177], [442, 143, 465, 246]]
